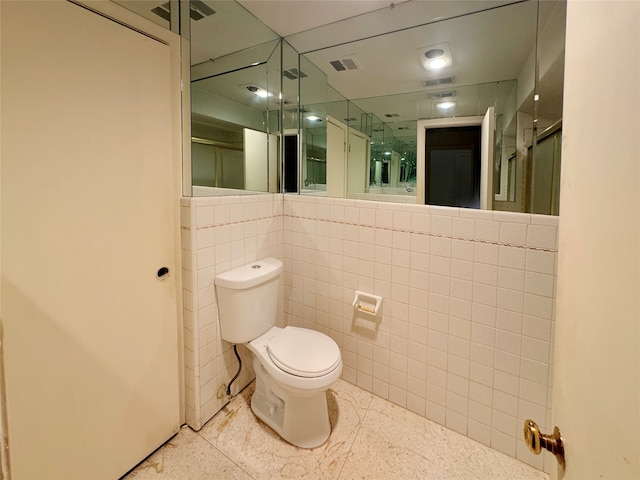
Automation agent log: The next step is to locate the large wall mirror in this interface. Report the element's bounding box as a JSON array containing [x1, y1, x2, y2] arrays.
[[116, 0, 565, 214], [187, 1, 283, 196], [293, 0, 565, 214]]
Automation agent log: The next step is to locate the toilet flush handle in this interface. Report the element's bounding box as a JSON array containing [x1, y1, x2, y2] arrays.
[[523, 419, 565, 471]]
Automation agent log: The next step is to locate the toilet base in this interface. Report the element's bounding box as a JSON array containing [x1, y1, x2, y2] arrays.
[[251, 358, 331, 449]]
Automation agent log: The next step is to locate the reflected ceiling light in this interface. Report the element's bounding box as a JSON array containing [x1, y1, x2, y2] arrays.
[[246, 85, 271, 98], [437, 101, 456, 111], [420, 43, 453, 72], [427, 58, 447, 69], [306, 115, 322, 122]]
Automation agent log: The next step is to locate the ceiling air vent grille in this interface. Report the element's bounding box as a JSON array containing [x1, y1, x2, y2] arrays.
[[426, 91, 457, 99], [152, 1, 215, 22], [283, 68, 308, 80], [190, 0, 216, 20], [423, 76, 456, 87], [151, 3, 171, 21], [329, 56, 361, 72], [384, 113, 400, 118]]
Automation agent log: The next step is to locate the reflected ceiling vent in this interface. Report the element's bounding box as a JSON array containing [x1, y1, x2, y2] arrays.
[[189, 0, 216, 20], [152, 1, 215, 22], [423, 76, 456, 87], [283, 68, 308, 80], [397, 126, 411, 130], [426, 91, 457, 99], [150, 3, 171, 21], [384, 113, 400, 118], [329, 56, 361, 72], [344, 117, 357, 122]]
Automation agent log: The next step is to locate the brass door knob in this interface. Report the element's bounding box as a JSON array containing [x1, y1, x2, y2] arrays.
[[523, 419, 565, 471]]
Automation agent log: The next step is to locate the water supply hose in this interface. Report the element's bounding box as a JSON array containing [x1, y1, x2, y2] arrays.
[[226, 344, 242, 398]]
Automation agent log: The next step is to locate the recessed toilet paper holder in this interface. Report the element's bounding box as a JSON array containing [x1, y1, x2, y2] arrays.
[[352, 291, 383, 318]]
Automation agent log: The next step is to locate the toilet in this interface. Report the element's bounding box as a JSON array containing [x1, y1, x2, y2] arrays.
[[214, 257, 342, 448]]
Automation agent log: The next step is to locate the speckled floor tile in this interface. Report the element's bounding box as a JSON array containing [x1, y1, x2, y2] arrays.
[[122, 425, 252, 480], [198, 379, 374, 480], [339, 396, 549, 480], [124, 380, 548, 480]]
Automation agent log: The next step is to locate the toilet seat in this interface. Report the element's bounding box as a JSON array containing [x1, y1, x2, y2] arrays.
[[267, 326, 341, 378]]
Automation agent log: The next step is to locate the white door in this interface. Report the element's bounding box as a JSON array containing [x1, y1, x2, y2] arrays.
[[550, 1, 639, 478], [480, 106, 495, 210], [326, 117, 347, 198], [244, 128, 269, 192], [347, 130, 369, 194], [1, 2, 181, 479]]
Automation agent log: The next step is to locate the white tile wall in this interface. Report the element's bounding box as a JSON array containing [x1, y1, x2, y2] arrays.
[[181, 194, 283, 429], [282, 195, 558, 475], [181, 193, 557, 476]]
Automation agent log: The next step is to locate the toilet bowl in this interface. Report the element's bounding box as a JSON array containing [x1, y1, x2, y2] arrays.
[[247, 325, 342, 448], [214, 257, 343, 448]]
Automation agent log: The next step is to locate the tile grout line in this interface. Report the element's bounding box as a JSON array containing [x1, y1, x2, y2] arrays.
[[281, 214, 556, 253], [181, 213, 557, 254]]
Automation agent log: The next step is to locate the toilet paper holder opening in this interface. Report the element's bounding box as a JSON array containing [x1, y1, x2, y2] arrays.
[[352, 291, 383, 318]]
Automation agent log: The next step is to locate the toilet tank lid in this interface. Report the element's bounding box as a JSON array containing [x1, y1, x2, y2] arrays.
[[214, 257, 283, 290]]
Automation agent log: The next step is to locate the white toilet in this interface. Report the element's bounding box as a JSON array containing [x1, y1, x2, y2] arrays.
[[214, 257, 342, 448]]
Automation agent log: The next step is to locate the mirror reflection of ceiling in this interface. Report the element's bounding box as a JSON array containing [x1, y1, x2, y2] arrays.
[[301, 2, 536, 101], [240, 0, 540, 113], [119, 1, 551, 126], [211, 1, 541, 122], [240, 1, 522, 51]]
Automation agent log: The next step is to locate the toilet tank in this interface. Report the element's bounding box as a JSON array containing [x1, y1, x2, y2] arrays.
[[214, 257, 283, 344]]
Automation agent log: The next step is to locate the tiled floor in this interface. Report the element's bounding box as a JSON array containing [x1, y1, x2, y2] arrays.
[[124, 380, 548, 480]]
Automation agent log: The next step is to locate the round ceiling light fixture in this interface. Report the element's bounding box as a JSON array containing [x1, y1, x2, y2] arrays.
[[424, 48, 444, 59], [421, 44, 452, 71], [425, 48, 446, 69], [246, 85, 271, 98]]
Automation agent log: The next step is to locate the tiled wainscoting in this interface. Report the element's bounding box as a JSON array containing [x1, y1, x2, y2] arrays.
[[180, 194, 283, 429], [282, 195, 558, 475], [181, 192, 558, 476]]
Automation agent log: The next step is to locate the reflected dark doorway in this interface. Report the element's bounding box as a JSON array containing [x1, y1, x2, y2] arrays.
[[283, 134, 299, 193], [425, 126, 481, 208]]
